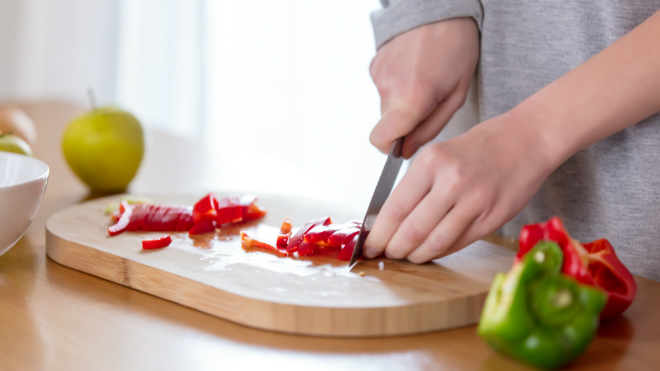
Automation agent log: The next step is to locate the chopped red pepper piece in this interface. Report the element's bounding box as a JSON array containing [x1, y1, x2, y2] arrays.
[[337, 234, 358, 261], [240, 195, 267, 222], [175, 208, 194, 231], [286, 217, 331, 253], [143, 206, 160, 231], [327, 227, 360, 248], [188, 219, 216, 236], [216, 196, 242, 225], [160, 207, 184, 231], [298, 241, 314, 256], [276, 219, 292, 249], [241, 230, 286, 256], [516, 217, 637, 319], [108, 202, 133, 236], [126, 204, 152, 232], [193, 193, 218, 223], [142, 235, 172, 249]]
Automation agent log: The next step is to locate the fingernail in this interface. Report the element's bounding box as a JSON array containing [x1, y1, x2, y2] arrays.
[[364, 247, 377, 259]]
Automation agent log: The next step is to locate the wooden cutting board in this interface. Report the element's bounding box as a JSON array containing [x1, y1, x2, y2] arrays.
[[46, 193, 515, 337]]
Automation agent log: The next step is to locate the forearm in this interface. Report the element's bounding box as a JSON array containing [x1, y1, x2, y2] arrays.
[[508, 10, 660, 171]]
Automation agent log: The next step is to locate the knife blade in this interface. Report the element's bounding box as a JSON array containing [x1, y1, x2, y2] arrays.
[[349, 137, 404, 268]]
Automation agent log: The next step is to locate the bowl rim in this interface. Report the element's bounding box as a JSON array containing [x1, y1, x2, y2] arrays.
[[0, 151, 50, 190]]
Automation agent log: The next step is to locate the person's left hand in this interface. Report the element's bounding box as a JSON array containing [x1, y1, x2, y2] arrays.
[[363, 112, 554, 262]]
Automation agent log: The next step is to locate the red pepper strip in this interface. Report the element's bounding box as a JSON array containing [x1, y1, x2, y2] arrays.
[[304, 224, 340, 245], [111, 210, 122, 223], [327, 227, 360, 248], [149, 207, 170, 232], [337, 234, 359, 261], [582, 239, 637, 320], [160, 207, 183, 231], [517, 217, 636, 319], [216, 196, 242, 225], [276, 233, 291, 249], [517, 217, 593, 285], [108, 202, 133, 236], [286, 217, 331, 253], [188, 219, 216, 236], [193, 193, 218, 223], [298, 241, 314, 256], [241, 231, 286, 256], [142, 235, 172, 249], [240, 195, 267, 222], [143, 206, 161, 231], [276, 219, 292, 249], [175, 208, 194, 231], [126, 204, 152, 232]]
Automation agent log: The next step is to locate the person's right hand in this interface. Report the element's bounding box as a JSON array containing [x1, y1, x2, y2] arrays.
[[369, 17, 480, 159]]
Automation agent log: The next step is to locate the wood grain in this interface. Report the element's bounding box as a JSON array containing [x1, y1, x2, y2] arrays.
[[46, 193, 516, 336]]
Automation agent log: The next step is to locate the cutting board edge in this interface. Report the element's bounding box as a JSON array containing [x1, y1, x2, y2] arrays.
[[46, 223, 488, 337]]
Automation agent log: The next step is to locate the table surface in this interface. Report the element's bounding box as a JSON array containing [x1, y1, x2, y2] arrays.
[[1, 101, 658, 371]]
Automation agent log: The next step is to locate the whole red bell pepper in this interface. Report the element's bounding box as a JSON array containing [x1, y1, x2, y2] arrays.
[[516, 217, 636, 319]]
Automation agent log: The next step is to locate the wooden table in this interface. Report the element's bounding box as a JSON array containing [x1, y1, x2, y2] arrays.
[[1, 101, 658, 370]]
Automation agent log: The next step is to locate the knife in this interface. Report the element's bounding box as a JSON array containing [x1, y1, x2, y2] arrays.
[[349, 137, 404, 268]]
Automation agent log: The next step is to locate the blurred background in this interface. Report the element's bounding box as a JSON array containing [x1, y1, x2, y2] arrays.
[[0, 0, 394, 209]]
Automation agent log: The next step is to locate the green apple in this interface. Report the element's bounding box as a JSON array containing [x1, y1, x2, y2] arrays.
[[62, 107, 144, 192], [0, 132, 33, 156]]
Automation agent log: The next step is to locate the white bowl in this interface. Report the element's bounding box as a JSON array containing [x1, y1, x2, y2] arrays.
[[0, 152, 49, 255]]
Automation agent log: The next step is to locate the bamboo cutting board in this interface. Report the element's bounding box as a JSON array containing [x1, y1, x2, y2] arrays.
[[46, 193, 515, 337]]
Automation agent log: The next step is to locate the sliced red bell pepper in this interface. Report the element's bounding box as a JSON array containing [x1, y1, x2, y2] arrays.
[[276, 219, 292, 249], [216, 196, 242, 225], [108, 202, 133, 236], [126, 204, 152, 231], [240, 195, 267, 222], [175, 208, 194, 231], [337, 234, 358, 261], [286, 217, 331, 253], [517, 217, 637, 319], [143, 206, 161, 231], [193, 193, 218, 223], [327, 227, 360, 248], [241, 230, 286, 256], [160, 207, 183, 231], [188, 219, 216, 236], [150, 207, 170, 231], [142, 235, 172, 249], [298, 241, 314, 256]]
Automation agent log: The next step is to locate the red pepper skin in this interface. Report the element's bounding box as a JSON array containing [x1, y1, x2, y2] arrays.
[[297, 241, 314, 256], [241, 231, 286, 256], [276, 233, 291, 249], [126, 204, 152, 232], [216, 196, 242, 225], [188, 219, 216, 236], [327, 227, 360, 248], [337, 234, 358, 261], [193, 193, 218, 223], [517, 217, 593, 285], [108, 202, 133, 236], [286, 217, 331, 253], [160, 207, 184, 231], [175, 208, 194, 231], [143, 206, 161, 231], [142, 235, 172, 249], [582, 239, 637, 320], [304, 225, 340, 245], [240, 195, 266, 222], [150, 207, 170, 232], [517, 217, 637, 319]]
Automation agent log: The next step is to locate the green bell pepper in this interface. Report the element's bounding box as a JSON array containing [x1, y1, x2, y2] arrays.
[[478, 241, 607, 369]]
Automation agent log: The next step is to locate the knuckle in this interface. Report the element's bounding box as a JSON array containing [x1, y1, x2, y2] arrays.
[[382, 198, 407, 222], [385, 247, 408, 260], [401, 223, 424, 245], [426, 233, 450, 257]]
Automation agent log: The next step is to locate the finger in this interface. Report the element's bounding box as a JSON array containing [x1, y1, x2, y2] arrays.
[[436, 215, 502, 260], [363, 165, 433, 258], [401, 89, 468, 159], [405, 202, 479, 264], [370, 98, 435, 154], [384, 185, 455, 260]]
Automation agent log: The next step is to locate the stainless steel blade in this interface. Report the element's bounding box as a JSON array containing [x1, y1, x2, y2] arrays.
[[349, 138, 404, 267]]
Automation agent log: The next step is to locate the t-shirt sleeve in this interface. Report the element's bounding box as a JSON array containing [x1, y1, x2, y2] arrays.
[[371, 0, 483, 50]]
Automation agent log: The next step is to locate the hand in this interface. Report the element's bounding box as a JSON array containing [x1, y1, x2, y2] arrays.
[[363, 112, 554, 262], [369, 18, 479, 159]]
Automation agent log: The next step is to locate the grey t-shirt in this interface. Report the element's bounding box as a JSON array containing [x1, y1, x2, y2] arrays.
[[371, 0, 660, 281]]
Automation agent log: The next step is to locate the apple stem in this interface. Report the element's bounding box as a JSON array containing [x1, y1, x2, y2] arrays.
[[87, 88, 97, 110]]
